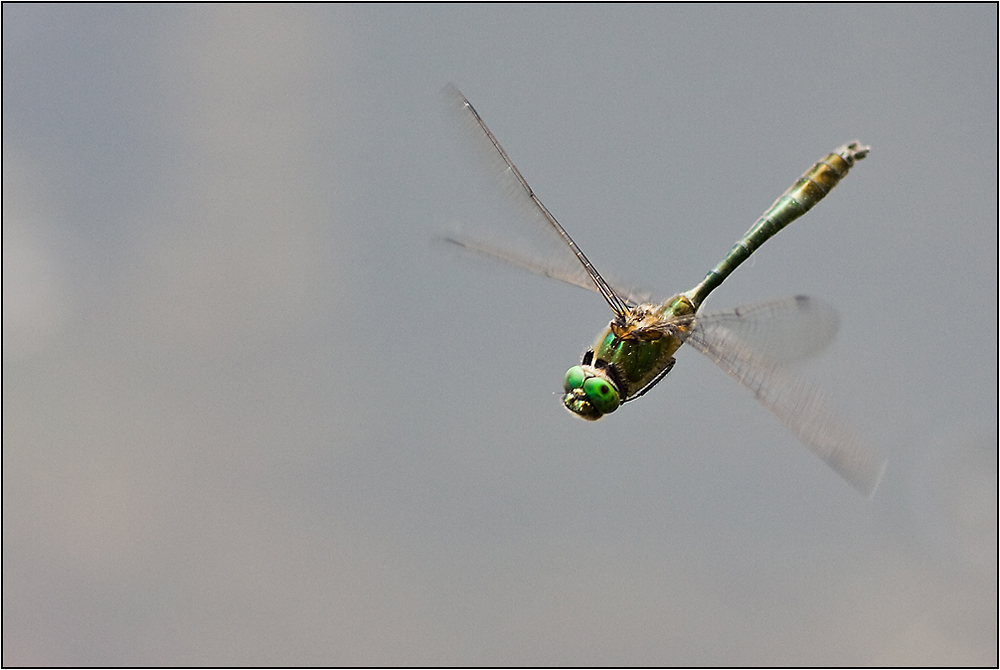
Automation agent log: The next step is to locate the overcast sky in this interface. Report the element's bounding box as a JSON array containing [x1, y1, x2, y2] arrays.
[[4, 5, 996, 665]]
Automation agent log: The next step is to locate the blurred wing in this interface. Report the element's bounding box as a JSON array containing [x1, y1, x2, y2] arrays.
[[679, 296, 886, 497], [439, 232, 652, 306], [442, 84, 633, 314], [680, 295, 841, 365]]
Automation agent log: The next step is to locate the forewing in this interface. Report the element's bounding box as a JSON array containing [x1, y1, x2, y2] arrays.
[[442, 85, 645, 308]]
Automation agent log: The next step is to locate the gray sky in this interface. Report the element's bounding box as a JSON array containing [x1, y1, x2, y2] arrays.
[[4, 5, 996, 665]]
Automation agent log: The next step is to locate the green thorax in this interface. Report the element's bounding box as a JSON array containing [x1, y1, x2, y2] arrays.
[[591, 294, 695, 401]]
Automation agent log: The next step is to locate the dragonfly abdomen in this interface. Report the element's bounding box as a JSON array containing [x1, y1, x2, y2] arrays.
[[687, 142, 869, 308]]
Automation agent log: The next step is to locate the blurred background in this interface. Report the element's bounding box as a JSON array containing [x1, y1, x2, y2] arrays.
[[3, 5, 996, 665]]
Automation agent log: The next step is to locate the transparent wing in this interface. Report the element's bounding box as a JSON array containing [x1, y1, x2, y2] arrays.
[[677, 296, 886, 497], [438, 232, 652, 306], [442, 84, 631, 316], [676, 295, 841, 365]]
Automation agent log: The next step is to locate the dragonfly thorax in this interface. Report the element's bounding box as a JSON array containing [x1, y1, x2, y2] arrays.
[[563, 297, 693, 420], [611, 303, 667, 341]]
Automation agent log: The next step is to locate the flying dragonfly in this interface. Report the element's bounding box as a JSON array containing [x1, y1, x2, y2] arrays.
[[443, 84, 886, 497]]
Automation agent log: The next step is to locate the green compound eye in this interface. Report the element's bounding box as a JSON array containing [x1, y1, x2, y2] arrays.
[[583, 376, 620, 415], [563, 366, 587, 392]]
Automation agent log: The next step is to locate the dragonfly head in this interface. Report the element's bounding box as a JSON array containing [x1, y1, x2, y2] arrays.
[[562, 364, 621, 420]]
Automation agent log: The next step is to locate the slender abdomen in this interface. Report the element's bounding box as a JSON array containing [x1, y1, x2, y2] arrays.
[[686, 142, 869, 309]]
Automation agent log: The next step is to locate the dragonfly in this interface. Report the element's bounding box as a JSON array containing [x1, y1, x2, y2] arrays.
[[443, 84, 886, 497]]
